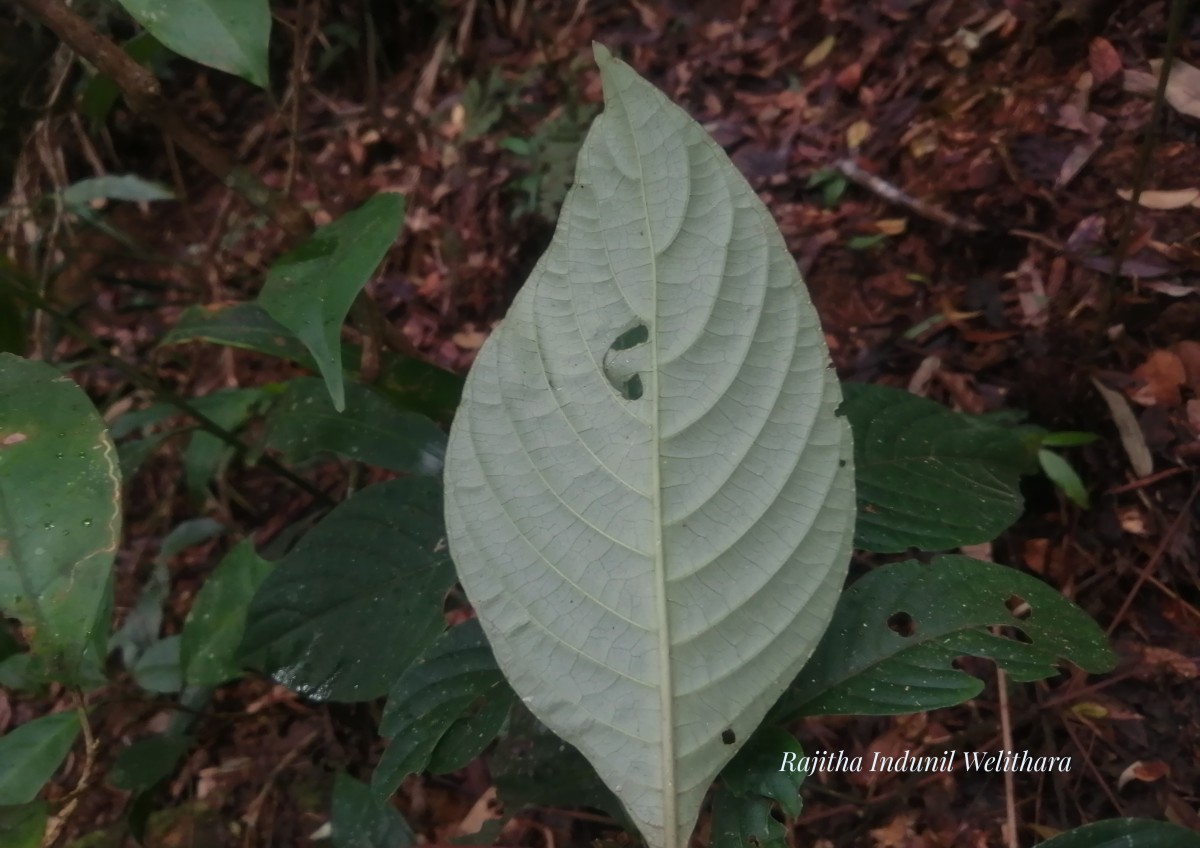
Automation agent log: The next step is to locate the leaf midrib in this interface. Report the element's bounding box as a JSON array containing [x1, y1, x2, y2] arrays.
[[615, 78, 679, 847]]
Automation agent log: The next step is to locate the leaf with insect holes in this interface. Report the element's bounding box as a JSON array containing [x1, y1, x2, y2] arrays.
[[442, 45, 855, 848]]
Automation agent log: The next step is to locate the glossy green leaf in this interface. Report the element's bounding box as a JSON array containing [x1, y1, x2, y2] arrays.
[[238, 478, 454, 702], [841, 382, 1031, 552], [331, 774, 415, 848], [710, 789, 786, 848], [258, 193, 406, 412], [778, 556, 1116, 717], [114, 0, 271, 88], [0, 712, 81, 805], [0, 354, 121, 682], [372, 620, 515, 798], [60, 174, 173, 208], [181, 540, 273, 686], [720, 726, 805, 817], [1038, 449, 1090, 508], [262, 378, 444, 474], [0, 801, 47, 848], [1036, 818, 1200, 848], [161, 303, 312, 364], [443, 47, 855, 848], [109, 734, 192, 792]]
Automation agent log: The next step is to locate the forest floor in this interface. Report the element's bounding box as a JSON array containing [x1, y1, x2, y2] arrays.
[[4, 0, 1200, 846]]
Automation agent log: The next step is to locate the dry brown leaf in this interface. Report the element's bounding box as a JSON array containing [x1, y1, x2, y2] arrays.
[[1174, 340, 1200, 392], [804, 35, 836, 68], [1131, 349, 1187, 406], [1089, 37, 1123, 84], [1115, 187, 1200, 209], [1135, 645, 1200, 679], [875, 218, 907, 235], [1156, 58, 1200, 118], [846, 119, 872, 149], [1092, 378, 1154, 476], [1118, 760, 1170, 790]]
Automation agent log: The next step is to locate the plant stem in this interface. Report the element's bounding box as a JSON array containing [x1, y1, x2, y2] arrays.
[[13, 0, 315, 241]]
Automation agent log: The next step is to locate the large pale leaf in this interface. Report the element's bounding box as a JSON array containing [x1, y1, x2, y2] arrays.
[[776, 556, 1116, 718], [0, 354, 121, 682], [442, 46, 855, 848], [114, 0, 271, 88]]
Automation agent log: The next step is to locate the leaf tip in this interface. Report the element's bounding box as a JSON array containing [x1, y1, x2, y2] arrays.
[[592, 41, 614, 67]]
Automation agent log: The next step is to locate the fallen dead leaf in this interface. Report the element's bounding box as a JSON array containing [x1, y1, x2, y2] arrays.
[[1134, 645, 1200, 679], [1118, 760, 1170, 790], [1117, 505, 1148, 535], [846, 119, 872, 149], [875, 217, 907, 235], [1125, 59, 1200, 120], [804, 35, 836, 68], [1092, 378, 1154, 476], [1116, 187, 1200, 210], [1174, 340, 1200, 392], [1131, 349, 1187, 406], [1089, 37, 1123, 84]]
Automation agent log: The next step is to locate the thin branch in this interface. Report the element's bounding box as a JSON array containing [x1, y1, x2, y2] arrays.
[[14, 0, 314, 241]]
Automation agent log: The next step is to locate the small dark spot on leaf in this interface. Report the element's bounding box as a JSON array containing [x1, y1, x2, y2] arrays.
[[721, 728, 736, 744], [838, 459, 846, 467], [887, 611, 916, 637], [622, 374, 644, 401]]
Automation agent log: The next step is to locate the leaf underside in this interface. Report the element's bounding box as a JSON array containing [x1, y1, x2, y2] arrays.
[[443, 45, 855, 848]]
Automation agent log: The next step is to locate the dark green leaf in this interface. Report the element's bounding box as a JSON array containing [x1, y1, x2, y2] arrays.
[[1038, 431, 1099, 448], [841, 382, 1032, 552], [778, 556, 1116, 717], [258, 193, 406, 411], [161, 303, 311, 363], [238, 478, 454, 702], [331, 773, 415, 848], [375, 355, 464, 426], [490, 704, 625, 824], [159, 517, 225, 561], [720, 727, 805, 817], [0, 713, 81, 805], [710, 789, 786, 848], [109, 562, 170, 667], [1037, 818, 1200, 848], [1038, 449, 1090, 508], [263, 378, 445, 474], [181, 540, 273, 686], [183, 389, 267, 500], [372, 620, 514, 797], [114, 0, 271, 88], [0, 354, 121, 682], [0, 801, 47, 848], [109, 734, 193, 792]]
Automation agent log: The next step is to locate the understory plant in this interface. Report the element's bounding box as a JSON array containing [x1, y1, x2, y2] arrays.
[[0, 6, 1196, 847]]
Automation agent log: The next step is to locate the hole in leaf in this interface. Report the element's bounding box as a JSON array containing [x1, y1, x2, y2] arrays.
[[610, 323, 649, 351], [721, 729, 736, 745], [886, 611, 916, 637], [838, 459, 847, 467], [1005, 594, 1031, 620], [621, 374, 644, 401]]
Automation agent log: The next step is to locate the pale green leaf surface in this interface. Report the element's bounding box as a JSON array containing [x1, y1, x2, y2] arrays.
[[442, 46, 855, 848], [0, 354, 121, 682], [60, 175, 173, 208], [114, 0, 271, 87], [258, 193, 405, 412]]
